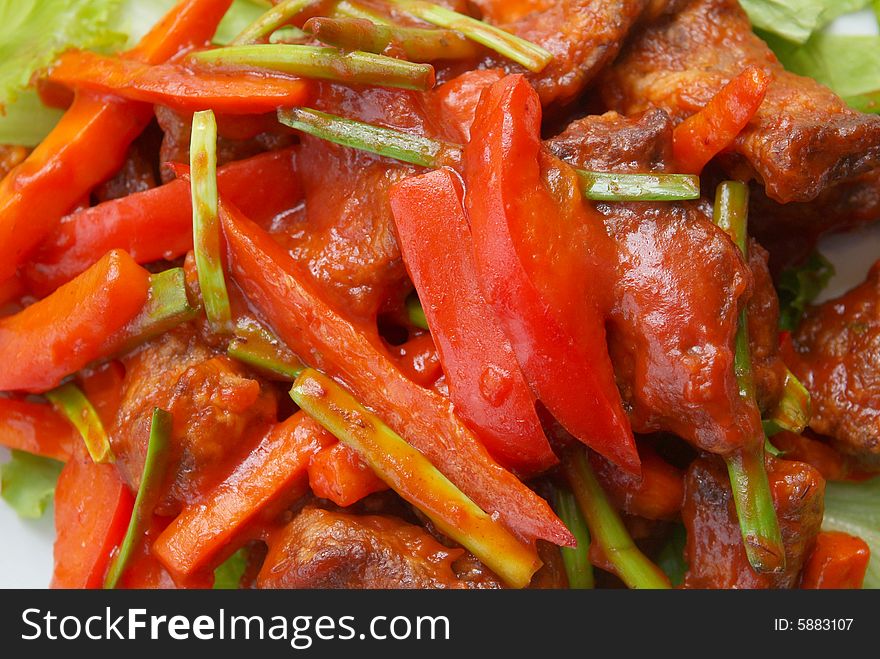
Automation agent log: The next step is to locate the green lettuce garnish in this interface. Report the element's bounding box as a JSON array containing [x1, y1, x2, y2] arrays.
[[741, 0, 870, 44], [0, 450, 64, 520], [822, 477, 880, 589], [213, 548, 249, 589], [777, 251, 835, 331]]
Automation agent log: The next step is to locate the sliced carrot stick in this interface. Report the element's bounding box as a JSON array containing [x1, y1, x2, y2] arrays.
[[49, 51, 313, 115], [0, 398, 77, 462], [673, 65, 772, 175], [153, 412, 333, 581], [308, 442, 388, 506], [0, 250, 150, 393]]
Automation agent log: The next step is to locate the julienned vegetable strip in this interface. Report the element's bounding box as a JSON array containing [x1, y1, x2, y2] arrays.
[[0, 398, 77, 462], [232, 0, 321, 44], [563, 448, 670, 589], [277, 107, 701, 201], [576, 170, 700, 202], [279, 107, 459, 167], [334, 0, 393, 24], [192, 45, 436, 91], [227, 320, 306, 381], [0, 0, 235, 283], [673, 65, 772, 174], [763, 367, 811, 437], [291, 368, 542, 589], [48, 51, 313, 115], [269, 26, 310, 43], [391, 0, 552, 72], [45, 383, 113, 465], [104, 408, 173, 589], [552, 486, 594, 589], [304, 17, 479, 62], [713, 181, 785, 574], [190, 110, 232, 333]]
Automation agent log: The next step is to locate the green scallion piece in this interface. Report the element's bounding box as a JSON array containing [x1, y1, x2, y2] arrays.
[[46, 383, 113, 465], [233, 0, 320, 45], [577, 170, 700, 202], [191, 110, 232, 334], [552, 485, 594, 589], [227, 319, 305, 381], [104, 408, 173, 589]]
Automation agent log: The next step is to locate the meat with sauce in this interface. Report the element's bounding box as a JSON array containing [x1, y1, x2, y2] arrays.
[[257, 506, 503, 589], [683, 454, 825, 588], [111, 325, 278, 514], [787, 261, 880, 470], [601, 0, 880, 204], [548, 110, 785, 454]]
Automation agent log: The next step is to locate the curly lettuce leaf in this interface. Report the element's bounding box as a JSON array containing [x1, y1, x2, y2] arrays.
[[742, 0, 870, 44], [822, 477, 880, 589], [776, 251, 836, 331], [0, 450, 64, 520]]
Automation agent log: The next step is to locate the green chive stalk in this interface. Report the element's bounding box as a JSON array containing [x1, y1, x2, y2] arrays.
[[551, 485, 594, 589], [291, 368, 541, 588], [233, 0, 322, 45], [193, 45, 436, 91], [713, 181, 785, 574], [46, 383, 114, 465], [104, 408, 173, 589], [227, 319, 306, 381], [390, 0, 552, 72], [304, 17, 478, 61], [333, 0, 394, 24], [269, 26, 310, 44], [190, 110, 232, 334], [562, 448, 670, 589], [762, 367, 811, 437], [405, 292, 429, 330], [278, 107, 702, 202]]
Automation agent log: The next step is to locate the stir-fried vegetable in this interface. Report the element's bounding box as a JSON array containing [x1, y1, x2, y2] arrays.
[[232, 0, 323, 44], [551, 486, 594, 589], [227, 319, 306, 381], [763, 368, 812, 437], [46, 383, 114, 465], [563, 448, 670, 589], [777, 251, 836, 331], [291, 368, 543, 589], [391, 0, 552, 72], [104, 408, 173, 589], [0, 450, 64, 520], [713, 181, 786, 574], [192, 44, 436, 90], [0, 399, 76, 462], [190, 110, 232, 333]]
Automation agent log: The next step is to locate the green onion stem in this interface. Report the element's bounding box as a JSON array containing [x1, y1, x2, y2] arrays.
[[551, 485, 594, 589], [405, 292, 429, 330], [269, 26, 310, 44], [104, 408, 173, 589], [304, 17, 478, 61], [333, 0, 394, 24], [390, 0, 552, 72], [192, 45, 436, 91], [562, 448, 670, 589], [278, 107, 701, 201], [227, 319, 306, 381], [233, 0, 322, 45], [191, 110, 232, 334], [713, 181, 785, 574], [762, 367, 811, 437], [45, 383, 114, 465]]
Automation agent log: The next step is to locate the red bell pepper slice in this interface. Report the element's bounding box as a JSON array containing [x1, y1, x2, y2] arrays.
[[0, 398, 76, 462], [48, 51, 313, 115], [26, 149, 300, 296], [463, 74, 639, 474], [153, 412, 332, 581], [0, 250, 151, 393], [389, 168, 557, 475], [800, 531, 870, 589], [51, 446, 135, 589], [673, 65, 772, 175], [220, 198, 573, 546], [0, 0, 234, 283], [308, 442, 388, 507]]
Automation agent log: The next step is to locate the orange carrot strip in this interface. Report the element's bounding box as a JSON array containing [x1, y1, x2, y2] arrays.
[[0, 398, 77, 462], [673, 65, 772, 175], [308, 442, 388, 507], [800, 531, 870, 589], [0, 250, 151, 393]]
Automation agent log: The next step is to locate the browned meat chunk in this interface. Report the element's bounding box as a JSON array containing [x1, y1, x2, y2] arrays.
[[787, 262, 880, 470], [112, 326, 278, 514], [601, 0, 880, 203], [683, 455, 824, 589], [548, 111, 785, 454], [257, 506, 503, 589], [747, 242, 787, 414], [477, 0, 654, 107]]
